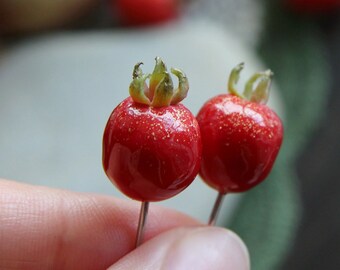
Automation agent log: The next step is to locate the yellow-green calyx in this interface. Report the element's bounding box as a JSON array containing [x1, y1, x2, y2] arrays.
[[228, 63, 273, 105], [129, 57, 189, 107]]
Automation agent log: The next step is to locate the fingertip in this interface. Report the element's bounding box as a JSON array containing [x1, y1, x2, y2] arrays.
[[163, 227, 250, 270], [110, 226, 250, 270], [0, 179, 201, 269]]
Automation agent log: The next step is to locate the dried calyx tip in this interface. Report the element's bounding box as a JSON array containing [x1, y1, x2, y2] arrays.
[[238, 62, 245, 69], [265, 69, 274, 77], [133, 62, 144, 78]]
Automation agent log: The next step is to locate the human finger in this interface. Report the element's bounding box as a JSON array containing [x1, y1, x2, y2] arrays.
[[0, 179, 200, 269], [110, 226, 250, 270]]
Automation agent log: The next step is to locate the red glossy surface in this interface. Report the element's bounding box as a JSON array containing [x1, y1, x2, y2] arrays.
[[103, 97, 201, 202], [197, 94, 283, 193]]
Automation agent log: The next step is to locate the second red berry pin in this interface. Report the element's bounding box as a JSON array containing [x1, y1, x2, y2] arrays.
[[197, 63, 283, 225]]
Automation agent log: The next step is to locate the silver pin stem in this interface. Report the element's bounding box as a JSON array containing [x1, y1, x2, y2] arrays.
[[208, 192, 225, 226], [135, 201, 149, 248]]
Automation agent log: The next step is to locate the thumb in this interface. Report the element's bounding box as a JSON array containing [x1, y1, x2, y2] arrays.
[[109, 226, 250, 270]]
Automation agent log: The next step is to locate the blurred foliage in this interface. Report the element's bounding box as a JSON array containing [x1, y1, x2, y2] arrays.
[[229, 1, 330, 270]]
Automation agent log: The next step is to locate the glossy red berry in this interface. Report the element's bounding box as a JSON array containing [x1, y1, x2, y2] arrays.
[[197, 63, 283, 194], [103, 57, 201, 202]]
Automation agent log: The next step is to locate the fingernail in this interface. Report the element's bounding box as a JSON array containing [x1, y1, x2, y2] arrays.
[[162, 227, 250, 270]]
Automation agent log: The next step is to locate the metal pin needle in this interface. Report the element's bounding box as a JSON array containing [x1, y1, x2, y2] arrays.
[[135, 201, 149, 248], [208, 192, 225, 226]]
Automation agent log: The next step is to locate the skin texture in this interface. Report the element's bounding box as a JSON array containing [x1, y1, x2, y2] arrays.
[[197, 94, 283, 193], [0, 179, 250, 270], [103, 97, 202, 202]]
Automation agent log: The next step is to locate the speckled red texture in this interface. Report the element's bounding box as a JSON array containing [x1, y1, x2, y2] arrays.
[[103, 97, 202, 202], [197, 94, 283, 193]]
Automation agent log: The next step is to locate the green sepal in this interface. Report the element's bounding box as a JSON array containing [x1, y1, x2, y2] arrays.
[[248, 70, 273, 104], [227, 63, 273, 105], [170, 68, 189, 105], [151, 71, 174, 107], [149, 57, 167, 101], [128, 57, 190, 107], [228, 62, 245, 98], [129, 62, 151, 105]]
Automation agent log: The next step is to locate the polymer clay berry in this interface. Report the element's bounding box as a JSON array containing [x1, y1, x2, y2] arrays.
[[102, 57, 201, 246], [196, 63, 283, 225]]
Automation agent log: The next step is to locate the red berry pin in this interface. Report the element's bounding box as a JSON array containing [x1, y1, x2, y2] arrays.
[[102, 57, 202, 246], [196, 63, 283, 225]]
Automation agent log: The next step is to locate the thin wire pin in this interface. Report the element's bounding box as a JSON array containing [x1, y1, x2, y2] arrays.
[[208, 192, 225, 226], [135, 201, 150, 248]]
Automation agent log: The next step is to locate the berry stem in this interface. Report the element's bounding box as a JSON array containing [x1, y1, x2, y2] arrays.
[[135, 201, 150, 248], [208, 192, 225, 226]]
